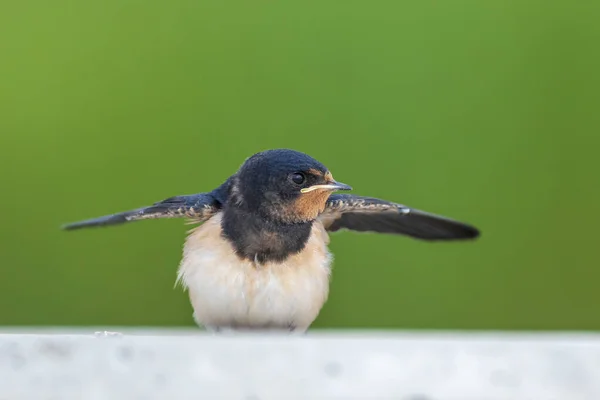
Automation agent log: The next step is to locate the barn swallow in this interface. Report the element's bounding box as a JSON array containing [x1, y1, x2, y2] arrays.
[[63, 149, 479, 332]]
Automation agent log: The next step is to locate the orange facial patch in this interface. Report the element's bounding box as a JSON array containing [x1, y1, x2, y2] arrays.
[[307, 168, 323, 177], [307, 169, 334, 182], [291, 188, 332, 221], [281, 169, 336, 222]]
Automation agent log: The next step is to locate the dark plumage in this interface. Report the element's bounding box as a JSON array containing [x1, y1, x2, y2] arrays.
[[322, 195, 479, 240], [63, 148, 480, 263], [62, 193, 221, 230]]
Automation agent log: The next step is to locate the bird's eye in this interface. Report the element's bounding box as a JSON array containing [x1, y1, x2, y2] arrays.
[[290, 172, 306, 185]]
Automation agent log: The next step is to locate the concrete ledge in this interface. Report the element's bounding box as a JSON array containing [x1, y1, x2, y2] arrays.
[[2, 329, 600, 400]]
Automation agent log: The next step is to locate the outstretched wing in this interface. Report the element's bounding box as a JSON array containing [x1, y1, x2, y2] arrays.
[[62, 192, 222, 231], [321, 194, 479, 240]]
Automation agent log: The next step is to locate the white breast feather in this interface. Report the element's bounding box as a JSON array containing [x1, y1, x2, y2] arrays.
[[176, 212, 333, 332]]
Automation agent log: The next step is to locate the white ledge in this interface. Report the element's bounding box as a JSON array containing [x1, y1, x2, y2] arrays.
[[2, 329, 600, 400]]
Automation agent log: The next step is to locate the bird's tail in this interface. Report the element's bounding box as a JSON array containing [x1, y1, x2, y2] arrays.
[[61, 194, 211, 231]]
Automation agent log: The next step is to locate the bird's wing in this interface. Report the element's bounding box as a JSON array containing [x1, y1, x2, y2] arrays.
[[62, 192, 222, 231], [320, 194, 479, 240]]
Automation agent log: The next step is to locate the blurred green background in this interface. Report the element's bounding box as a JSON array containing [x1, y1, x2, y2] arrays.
[[0, 1, 598, 330]]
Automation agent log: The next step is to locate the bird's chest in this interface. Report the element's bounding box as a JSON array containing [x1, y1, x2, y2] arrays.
[[176, 213, 332, 331]]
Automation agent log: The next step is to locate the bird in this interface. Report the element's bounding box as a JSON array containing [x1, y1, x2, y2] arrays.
[[63, 149, 479, 333]]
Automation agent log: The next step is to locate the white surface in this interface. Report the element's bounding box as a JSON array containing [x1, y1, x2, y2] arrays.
[[1, 329, 600, 400]]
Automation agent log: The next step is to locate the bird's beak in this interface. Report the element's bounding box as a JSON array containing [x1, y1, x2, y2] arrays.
[[300, 180, 352, 193]]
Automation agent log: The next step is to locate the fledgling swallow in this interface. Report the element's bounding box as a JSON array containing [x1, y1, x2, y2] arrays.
[[63, 149, 479, 332]]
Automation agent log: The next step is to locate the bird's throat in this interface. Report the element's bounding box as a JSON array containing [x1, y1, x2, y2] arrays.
[[220, 207, 313, 264]]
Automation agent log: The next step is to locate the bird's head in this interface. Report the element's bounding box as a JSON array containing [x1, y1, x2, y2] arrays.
[[231, 149, 352, 223]]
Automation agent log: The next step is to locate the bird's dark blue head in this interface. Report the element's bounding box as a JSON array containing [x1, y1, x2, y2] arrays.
[[230, 149, 352, 222]]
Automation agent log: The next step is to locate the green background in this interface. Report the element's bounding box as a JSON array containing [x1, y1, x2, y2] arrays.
[[1, 1, 598, 330]]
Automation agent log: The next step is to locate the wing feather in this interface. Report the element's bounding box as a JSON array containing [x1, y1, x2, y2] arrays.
[[321, 194, 479, 240], [62, 192, 221, 230]]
